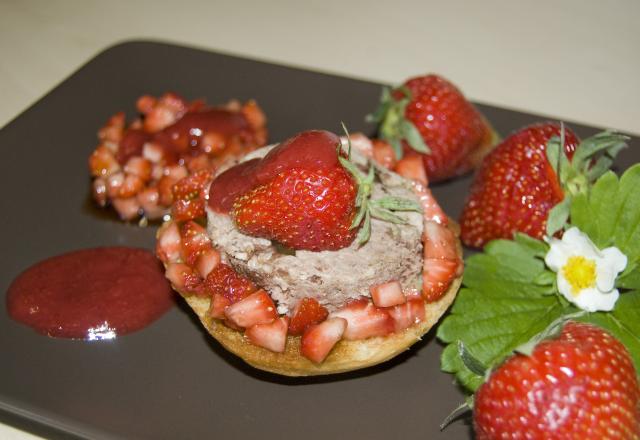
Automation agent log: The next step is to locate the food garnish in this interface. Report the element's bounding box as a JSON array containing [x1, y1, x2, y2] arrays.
[[438, 163, 640, 437]]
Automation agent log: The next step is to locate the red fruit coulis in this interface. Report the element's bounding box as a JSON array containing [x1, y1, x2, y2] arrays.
[[6, 247, 175, 340], [208, 130, 340, 212], [116, 108, 251, 165]]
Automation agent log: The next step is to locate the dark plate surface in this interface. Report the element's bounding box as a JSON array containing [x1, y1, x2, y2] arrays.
[[1, 41, 637, 440]]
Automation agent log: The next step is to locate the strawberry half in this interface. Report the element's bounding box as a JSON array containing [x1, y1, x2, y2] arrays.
[[473, 321, 640, 439], [368, 74, 498, 182], [460, 123, 627, 248]]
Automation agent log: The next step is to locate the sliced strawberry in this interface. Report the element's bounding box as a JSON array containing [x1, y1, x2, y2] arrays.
[[165, 262, 203, 295], [245, 317, 289, 353], [301, 317, 347, 364], [329, 298, 394, 340], [422, 259, 460, 302], [395, 153, 427, 185], [156, 221, 182, 263], [195, 248, 220, 279], [387, 297, 426, 332], [370, 280, 406, 308], [288, 297, 329, 336], [203, 263, 257, 304], [209, 293, 231, 319], [180, 221, 212, 266], [224, 290, 277, 328]]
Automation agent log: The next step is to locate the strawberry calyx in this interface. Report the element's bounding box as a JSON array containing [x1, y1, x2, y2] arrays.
[[338, 135, 422, 246], [545, 127, 628, 236], [366, 86, 430, 159]]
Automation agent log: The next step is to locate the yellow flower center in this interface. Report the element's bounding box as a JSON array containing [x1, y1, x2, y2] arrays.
[[562, 256, 597, 296]]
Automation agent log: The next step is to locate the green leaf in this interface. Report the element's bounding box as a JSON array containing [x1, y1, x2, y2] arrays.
[[400, 119, 430, 154], [355, 210, 371, 246], [371, 196, 422, 212], [513, 233, 549, 258], [546, 195, 572, 236], [437, 239, 571, 392], [369, 205, 406, 224]]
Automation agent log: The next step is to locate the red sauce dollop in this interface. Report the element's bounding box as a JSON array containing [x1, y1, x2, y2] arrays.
[[6, 247, 175, 339], [208, 130, 341, 213]]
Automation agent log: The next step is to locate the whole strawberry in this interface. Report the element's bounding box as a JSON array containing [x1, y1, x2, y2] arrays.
[[368, 74, 497, 182], [474, 321, 640, 439], [460, 122, 581, 248]]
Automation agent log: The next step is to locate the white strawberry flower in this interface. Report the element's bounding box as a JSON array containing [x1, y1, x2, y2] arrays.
[[545, 227, 627, 312]]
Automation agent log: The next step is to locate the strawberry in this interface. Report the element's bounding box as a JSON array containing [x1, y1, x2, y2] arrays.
[[369, 280, 406, 308], [422, 221, 462, 301], [233, 166, 357, 251], [386, 296, 425, 332], [210, 129, 422, 251], [459, 123, 627, 248], [209, 293, 231, 319], [179, 221, 212, 266], [171, 169, 214, 221], [203, 263, 257, 304], [164, 263, 204, 295], [329, 298, 394, 340], [194, 248, 221, 279], [368, 74, 497, 182], [245, 317, 289, 353], [224, 290, 277, 328], [473, 321, 640, 439], [156, 221, 182, 264], [288, 297, 329, 336], [301, 317, 347, 364]]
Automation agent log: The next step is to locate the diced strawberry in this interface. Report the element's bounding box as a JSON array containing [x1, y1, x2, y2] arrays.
[[423, 221, 458, 260], [387, 297, 426, 332], [165, 263, 203, 295], [203, 263, 257, 304], [422, 259, 460, 302], [180, 221, 212, 266], [245, 317, 289, 353], [117, 174, 144, 198], [98, 111, 125, 143], [288, 298, 329, 336], [171, 169, 214, 221], [329, 298, 394, 340], [157, 175, 178, 207], [195, 248, 221, 278], [156, 221, 182, 263], [301, 317, 347, 364], [395, 153, 427, 185], [224, 290, 277, 328], [209, 293, 231, 319], [369, 280, 406, 308], [111, 197, 141, 221], [124, 156, 152, 181], [89, 145, 120, 177], [371, 139, 397, 169]]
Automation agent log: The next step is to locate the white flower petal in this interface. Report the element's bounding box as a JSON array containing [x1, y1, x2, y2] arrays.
[[556, 273, 575, 303], [602, 247, 628, 273], [572, 287, 619, 312]]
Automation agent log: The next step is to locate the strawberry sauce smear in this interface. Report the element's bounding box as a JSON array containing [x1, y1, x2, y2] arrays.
[[7, 247, 175, 340]]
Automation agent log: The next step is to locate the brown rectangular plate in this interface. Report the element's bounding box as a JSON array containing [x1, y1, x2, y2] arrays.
[[1, 41, 637, 440]]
